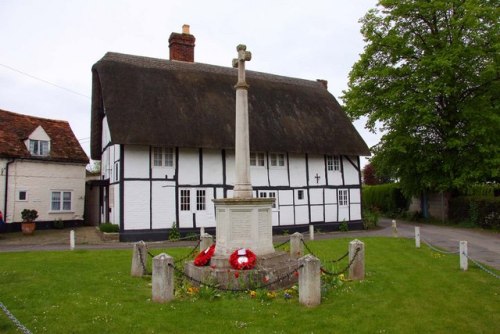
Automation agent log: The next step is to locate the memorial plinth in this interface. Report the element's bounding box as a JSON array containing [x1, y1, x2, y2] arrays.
[[212, 198, 275, 258]]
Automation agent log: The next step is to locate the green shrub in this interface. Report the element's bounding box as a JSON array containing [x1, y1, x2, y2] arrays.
[[462, 183, 499, 197], [362, 210, 379, 229], [169, 221, 180, 240], [339, 220, 349, 232], [449, 196, 500, 229], [99, 222, 120, 233], [362, 184, 410, 216], [53, 219, 64, 229]]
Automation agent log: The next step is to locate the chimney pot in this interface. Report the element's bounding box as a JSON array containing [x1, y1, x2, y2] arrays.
[[169, 25, 195, 62]]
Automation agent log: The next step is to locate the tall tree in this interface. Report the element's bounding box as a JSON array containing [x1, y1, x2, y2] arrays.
[[343, 0, 499, 196]]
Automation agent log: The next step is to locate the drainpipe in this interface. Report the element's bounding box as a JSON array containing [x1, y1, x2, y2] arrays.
[[3, 158, 15, 223]]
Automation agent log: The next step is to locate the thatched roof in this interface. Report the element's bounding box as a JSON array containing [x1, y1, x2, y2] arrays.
[[0, 109, 89, 164], [91, 52, 370, 160]]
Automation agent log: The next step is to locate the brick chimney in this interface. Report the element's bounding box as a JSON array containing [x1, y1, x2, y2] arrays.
[[169, 24, 195, 62]]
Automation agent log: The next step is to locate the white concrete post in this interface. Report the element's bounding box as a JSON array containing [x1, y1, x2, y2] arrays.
[[348, 239, 365, 280], [392, 220, 398, 238], [460, 240, 468, 271], [200, 233, 214, 252], [415, 226, 421, 248], [200, 227, 205, 236], [70, 230, 75, 250], [309, 225, 315, 241], [131, 241, 148, 277], [152, 253, 175, 303], [298, 254, 321, 307], [290, 232, 304, 259]]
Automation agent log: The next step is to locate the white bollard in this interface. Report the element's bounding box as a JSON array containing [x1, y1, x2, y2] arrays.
[[290, 232, 304, 259], [309, 225, 315, 241], [348, 239, 365, 280], [298, 254, 321, 307], [415, 226, 420, 248], [200, 227, 205, 236], [152, 253, 174, 303], [70, 230, 75, 250], [392, 220, 398, 238], [460, 241, 468, 271]]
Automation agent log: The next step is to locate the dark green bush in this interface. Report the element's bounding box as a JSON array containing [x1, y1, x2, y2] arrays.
[[362, 210, 379, 229], [449, 196, 500, 229], [462, 184, 499, 197], [99, 223, 120, 233], [362, 184, 410, 216], [53, 219, 64, 229]]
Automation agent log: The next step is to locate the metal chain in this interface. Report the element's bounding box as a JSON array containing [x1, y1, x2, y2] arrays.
[[326, 251, 349, 263], [421, 238, 460, 255], [301, 239, 350, 263], [0, 301, 32, 334], [168, 263, 303, 292], [274, 239, 290, 249], [463, 252, 500, 280], [320, 247, 360, 276], [175, 239, 202, 264]]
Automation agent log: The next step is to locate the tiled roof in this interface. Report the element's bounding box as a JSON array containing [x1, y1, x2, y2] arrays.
[[0, 109, 89, 163]]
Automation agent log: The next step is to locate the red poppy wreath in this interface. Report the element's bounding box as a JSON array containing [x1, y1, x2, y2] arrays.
[[229, 248, 256, 270], [194, 244, 216, 266]]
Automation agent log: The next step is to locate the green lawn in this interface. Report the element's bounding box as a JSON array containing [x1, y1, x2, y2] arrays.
[[0, 238, 498, 333]]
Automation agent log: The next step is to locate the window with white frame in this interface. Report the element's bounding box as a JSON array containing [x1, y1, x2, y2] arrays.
[[29, 139, 50, 156], [152, 147, 174, 167], [327, 155, 341, 171], [180, 189, 190, 211], [51, 191, 72, 211], [250, 152, 265, 166], [196, 190, 206, 211], [338, 189, 349, 206], [18, 190, 27, 201], [259, 191, 277, 208], [270, 153, 285, 167]]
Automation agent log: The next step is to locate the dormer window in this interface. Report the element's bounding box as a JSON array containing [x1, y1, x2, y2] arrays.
[[29, 139, 50, 156]]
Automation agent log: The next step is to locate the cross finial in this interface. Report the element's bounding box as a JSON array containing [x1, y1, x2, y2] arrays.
[[232, 44, 252, 88]]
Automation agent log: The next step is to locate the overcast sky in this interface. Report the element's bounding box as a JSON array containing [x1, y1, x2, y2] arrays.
[[0, 0, 380, 165]]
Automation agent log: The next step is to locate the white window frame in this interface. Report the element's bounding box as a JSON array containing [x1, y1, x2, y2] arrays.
[[338, 189, 349, 206], [250, 152, 265, 167], [327, 155, 341, 171], [269, 153, 286, 168], [29, 139, 50, 156], [51, 191, 72, 212], [152, 147, 175, 167], [180, 189, 190, 211]]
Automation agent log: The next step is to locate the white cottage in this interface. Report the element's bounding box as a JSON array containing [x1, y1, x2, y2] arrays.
[[0, 109, 89, 229], [90, 26, 370, 241]]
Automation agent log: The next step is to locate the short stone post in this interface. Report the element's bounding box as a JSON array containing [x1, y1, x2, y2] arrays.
[[152, 253, 174, 303], [70, 230, 75, 250], [200, 233, 214, 252], [415, 226, 420, 248], [460, 240, 468, 271], [200, 226, 205, 236], [309, 225, 314, 241], [290, 232, 304, 259], [348, 239, 365, 280], [392, 220, 398, 238], [131, 241, 148, 277], [298, 254, 321, 307]]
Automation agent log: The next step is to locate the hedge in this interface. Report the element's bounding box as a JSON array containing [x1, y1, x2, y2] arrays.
[[362, 184, 410, 215], [449, 196, 500, 229]]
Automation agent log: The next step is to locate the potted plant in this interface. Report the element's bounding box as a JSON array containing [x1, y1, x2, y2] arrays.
[[21, 209, 38, 235]]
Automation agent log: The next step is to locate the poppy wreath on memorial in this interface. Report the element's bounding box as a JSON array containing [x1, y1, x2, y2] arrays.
[[194, 244, 216, 266], [229, 248, 257, 270]]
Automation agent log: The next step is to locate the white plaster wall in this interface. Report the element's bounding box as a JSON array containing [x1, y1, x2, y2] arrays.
[[295, 205, 309, 224], [311, 205, 324, 222], [102, 116, 111, 148], [325, 205, 337, 222], [152, 182, 176, 229], [225, 150, 235, 186], [278, 190, 293, 206], [307, 154, 326, 186], [350, 204, 362, 220], [309, 188, 324, 205], [288, 153, 307, 187], [5, 160, 86, 223], [124, 145, 149, 179], [123, 181, 149, 230], [325, 188, 337, 204], [178, 148, 200, 185], [250, 165, 268, 187], [269, 167, 288, 187], [344, 156, 360, 185], [203, 149, 223, 185], [110, 184, 120, 224], [279, 206, 294, 225], [327, 169, 343, 186]]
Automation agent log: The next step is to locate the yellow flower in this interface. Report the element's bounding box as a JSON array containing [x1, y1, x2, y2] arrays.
[[249, 290, 256, 298], [339, 274, 345, 281]]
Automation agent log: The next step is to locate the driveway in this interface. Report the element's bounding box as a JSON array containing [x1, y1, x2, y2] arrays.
[[1, 219, 499, 270]]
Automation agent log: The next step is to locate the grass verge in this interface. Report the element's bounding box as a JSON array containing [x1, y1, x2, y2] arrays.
[[0, 237, 498, 333]]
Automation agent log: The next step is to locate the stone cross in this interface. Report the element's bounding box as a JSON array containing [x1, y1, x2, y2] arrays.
[[232, 44, 253, 198]]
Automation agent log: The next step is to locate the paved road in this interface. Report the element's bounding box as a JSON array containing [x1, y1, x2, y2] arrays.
[[1, 219, 499, 270]]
